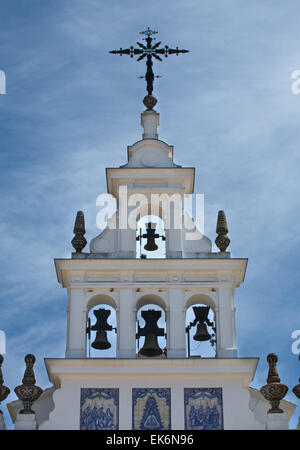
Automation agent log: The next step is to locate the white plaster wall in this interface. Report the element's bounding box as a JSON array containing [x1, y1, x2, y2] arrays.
[[39, 372, 262, 430]]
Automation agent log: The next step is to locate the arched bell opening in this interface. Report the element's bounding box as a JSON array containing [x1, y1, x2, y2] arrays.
[[185, 300, 216, 359], [136, 300, 167, 358], [86, 295, 117, 358], [136, 215, 166, 259]]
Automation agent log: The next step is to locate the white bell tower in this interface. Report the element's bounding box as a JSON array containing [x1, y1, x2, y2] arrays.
[[37, 29, 278, 430], [38, 93, 265, 430], [60, 99, 243, 363], [5, 28, 296, 432]]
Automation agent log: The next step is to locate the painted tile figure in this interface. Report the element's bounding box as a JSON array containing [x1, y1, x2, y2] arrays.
[[80, 388, 119, 430], [184, 388, 223, 430], [132, 388, 171, 430]]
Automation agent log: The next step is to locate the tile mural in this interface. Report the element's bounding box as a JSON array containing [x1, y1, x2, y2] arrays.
[[184, 388, 224, 430], [132, 388, 171, 430], [80, 388, 119, 430]]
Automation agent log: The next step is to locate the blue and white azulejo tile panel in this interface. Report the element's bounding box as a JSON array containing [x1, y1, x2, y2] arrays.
[[80, 388, 119, 430], [184, 388, 224, 430], [132, 388, 171, 430]]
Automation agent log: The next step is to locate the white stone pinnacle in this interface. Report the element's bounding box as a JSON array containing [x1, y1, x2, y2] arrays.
[[141, 109, 159, 140]]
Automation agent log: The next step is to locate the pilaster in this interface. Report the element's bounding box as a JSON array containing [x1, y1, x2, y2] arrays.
[[66, 288, 86, 358], [118, 288, 136, 358], [168, 288, 185, 357], [217, 287, 237, 358]]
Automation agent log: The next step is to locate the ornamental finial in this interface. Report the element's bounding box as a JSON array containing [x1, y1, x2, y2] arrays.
[[215, 210, 230, 252], [71, 211, 87, 253], [14, 354, 43, 414], [260, 353, 288, 413], [0, 355, 10, 411], [292, 355, 300, 400], [110, 28, 189, 109]]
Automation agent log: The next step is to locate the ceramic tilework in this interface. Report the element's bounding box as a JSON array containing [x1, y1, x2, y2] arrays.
[[80, 388, 119, 430], [184, 388, 224, 430], [132, 388, 171, 430]]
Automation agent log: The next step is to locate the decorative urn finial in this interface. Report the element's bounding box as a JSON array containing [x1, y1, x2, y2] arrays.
[[0, 355, 10, 412], [14, 354, 43, 414], [71, 211, 87, 253], [260, 353, 288, 413], [215, 210, 230, 252], [292, 355, 300, 400]]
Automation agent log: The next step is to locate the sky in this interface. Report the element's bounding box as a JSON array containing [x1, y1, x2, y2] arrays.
[[0, 0, 299, 429]]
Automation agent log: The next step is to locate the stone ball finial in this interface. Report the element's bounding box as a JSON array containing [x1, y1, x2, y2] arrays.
[[143, 95, 157, 110]]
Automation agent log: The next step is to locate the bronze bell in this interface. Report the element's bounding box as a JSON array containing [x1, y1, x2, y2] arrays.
[[143, 223, 159, 252], [91, 330, 111, 350], [193, 322, 211, 342], [137, 309, 165, 357], [139, 333, 163, 357], [89, 308, 113, 351]]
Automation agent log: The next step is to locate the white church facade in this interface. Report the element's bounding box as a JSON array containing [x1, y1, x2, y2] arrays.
[[4, 29, 298, 431]]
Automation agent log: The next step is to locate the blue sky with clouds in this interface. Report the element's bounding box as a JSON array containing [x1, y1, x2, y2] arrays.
[[0, 0, 299, 429]]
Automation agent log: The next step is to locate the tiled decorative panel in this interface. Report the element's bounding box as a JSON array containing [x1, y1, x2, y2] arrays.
[[184, 388, 223, 430], [80, 388, 119, 430], [132, 388, 171, 430]]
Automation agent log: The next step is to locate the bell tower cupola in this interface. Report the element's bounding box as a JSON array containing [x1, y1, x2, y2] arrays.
[[53, 28, 247, 364]]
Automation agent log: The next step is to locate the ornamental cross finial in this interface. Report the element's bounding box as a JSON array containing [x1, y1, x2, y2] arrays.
[[139, 27, 158, 39], [109, 28, 189, 109]]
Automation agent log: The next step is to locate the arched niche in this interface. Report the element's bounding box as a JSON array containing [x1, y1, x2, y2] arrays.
[[87, 294, 118, 313], [185, 293, 216, 313], [185, 294, 216, 358], [136, 293, 167, 311], [135, 294, 167, 357], [86, 294, 118, 358]]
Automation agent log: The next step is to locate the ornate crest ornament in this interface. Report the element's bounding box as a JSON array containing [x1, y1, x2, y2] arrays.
[[292, 355, 300, 400], [71, 210, 87, 253], [110, 28, 189, 110], [260, 353, 288, 413], [14, 354, 43, 414], [215, 210, 230, 252], [0, 355, 10, 413]]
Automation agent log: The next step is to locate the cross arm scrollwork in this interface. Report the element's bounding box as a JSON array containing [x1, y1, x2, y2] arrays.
[[109, 28, 189, 100]]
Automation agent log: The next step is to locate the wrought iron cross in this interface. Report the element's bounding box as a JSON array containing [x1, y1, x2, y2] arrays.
[[109, 27, 189, 97]]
